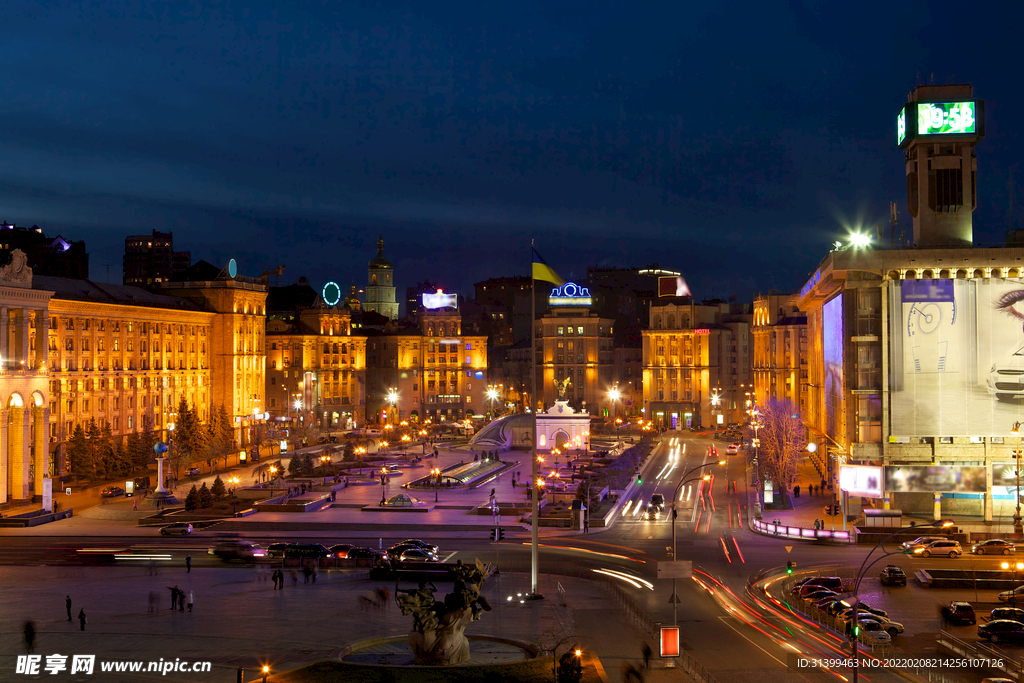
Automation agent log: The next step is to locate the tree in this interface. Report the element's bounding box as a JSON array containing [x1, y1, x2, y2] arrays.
[[184, 485, 199, 511], [343, 442, 355, 461], [170, 398, 207, 479], [66, 424, 90, 480], [198, 481, 213, 508], [287, 456, 301, 477], [251, 421, 277, 462], [300, 452, 313, 475], [86, 418, 102, 478], [206, 404, 235, 470], [756, 396, 806, 495], [97, 422, 116, 477], [126, 431, 143, 472], [211, 475, 226, 499]]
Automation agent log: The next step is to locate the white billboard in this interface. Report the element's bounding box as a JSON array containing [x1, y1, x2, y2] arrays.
[[890, 278, 1024, 436], [423, 290, 458, 309], [839, 465, 882, 498]]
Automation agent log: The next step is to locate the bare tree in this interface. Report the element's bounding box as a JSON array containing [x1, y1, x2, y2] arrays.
[[757, 396, 805, 494]]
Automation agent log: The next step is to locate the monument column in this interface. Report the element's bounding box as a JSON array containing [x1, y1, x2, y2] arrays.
[[36, 310, 48, 369], [0, 407, 6, 504], [0, 307, 8, 367], [33, 405, 49, 497], [8, 405, 26, 500]]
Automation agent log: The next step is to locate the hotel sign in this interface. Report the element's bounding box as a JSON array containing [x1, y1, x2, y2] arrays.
[[548, 282, 592, 306]]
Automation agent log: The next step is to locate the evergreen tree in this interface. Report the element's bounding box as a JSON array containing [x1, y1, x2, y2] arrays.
[[198, 481, 213, 508], [287, 455, 301, 477], [343, 442, 355, 461], [98, 422, 115, 477], [111, 435, 130, 476], [86, 418, 101, 478], [211, 475, 226, 499], [300, 452, 313, 475], [139, 416, 157, 464], [184, 484, 199, 511], [126, 431, 143, 471], [66, 424, 90, 480]]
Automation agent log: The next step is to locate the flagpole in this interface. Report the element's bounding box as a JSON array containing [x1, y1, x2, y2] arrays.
[[530, 239, 541, 597]]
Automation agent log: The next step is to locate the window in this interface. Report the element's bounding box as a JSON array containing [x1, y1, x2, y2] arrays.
[[465, 356, 471, 365], [466, 342, 471, 350], [557, 327, 564, 335]]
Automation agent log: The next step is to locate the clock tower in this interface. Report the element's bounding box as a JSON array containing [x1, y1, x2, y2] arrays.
[[364, 235, 398, 320], [899, 84, 985, 248]]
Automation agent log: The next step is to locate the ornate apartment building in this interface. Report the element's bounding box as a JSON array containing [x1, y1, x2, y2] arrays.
[[265, 304, 367, 430], [642, 301, 752, 429], [752, 294, 808, 409]]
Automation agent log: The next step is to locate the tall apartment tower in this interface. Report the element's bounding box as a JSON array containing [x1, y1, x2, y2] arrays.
[[124, 230, 191, 289], [898, 84, 985, 247], [364, 236, 398, 320]]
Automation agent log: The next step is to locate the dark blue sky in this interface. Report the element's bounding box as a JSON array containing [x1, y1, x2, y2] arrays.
[[1, 1, 1020, 302]]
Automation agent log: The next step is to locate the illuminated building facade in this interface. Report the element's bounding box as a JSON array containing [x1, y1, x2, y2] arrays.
[[643, 302, 752, 430], [536, 283, 616, 414], [752, 294, 807, 410], [366, 299, 487, 424], [265, 299, 366, 430], [364, 236, 398, 320]]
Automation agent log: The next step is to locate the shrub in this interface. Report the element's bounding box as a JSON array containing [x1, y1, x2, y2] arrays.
[[184, 485, 199, 511], [211, 475, 226, 499]]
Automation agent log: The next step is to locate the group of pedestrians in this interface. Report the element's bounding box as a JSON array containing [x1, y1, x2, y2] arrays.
[[166, 585, 194, 612], [63, 595, 88, 631]]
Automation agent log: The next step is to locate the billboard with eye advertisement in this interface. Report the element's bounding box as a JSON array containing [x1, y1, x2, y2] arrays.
[[890, 278, 1024, 436]]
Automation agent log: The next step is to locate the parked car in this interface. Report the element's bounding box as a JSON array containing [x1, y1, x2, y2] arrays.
[[879, 565, 907, 586], [345, 547, 383, 559], [979, 619, 1024, 643], [943, 601, 977, 625], [186, 467, 201, 476], [825, 600, 853, 616], [858, 603, 888, 619], [814, 596, 844, 610], [395, 539, 439, 554], [802, 590, 838, 604], [159, 522, 193, 536], [397, 548, 440, 563], [282, 543, 330, 559], [973, 539, 1016, 556], [998, 586, 1024, 604], [836, 604, 888, 625], [329, 543, 354, 559], [266, 543, 287, 558], [899, 536, 946, 552], [101, 486, 125, 498], [798, 577, 843, 597], [989, 607, 1024, 622], [858, 614, 905, 638], [855, 621, 892, 645], [912, 540, 962, 558]]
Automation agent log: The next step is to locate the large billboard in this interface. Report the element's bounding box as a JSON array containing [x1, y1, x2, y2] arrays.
[[840, 465, 883, 498], [884, 465, 986, 493], [823, 294, 844, 440], [890, 278, 1024, 436]]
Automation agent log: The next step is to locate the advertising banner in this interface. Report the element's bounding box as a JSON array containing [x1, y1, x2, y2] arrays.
[[839, 465, 883, 498], [890, 278, 1024, 436], [883, 465, 987, 493], [823, 294, 844, 440]]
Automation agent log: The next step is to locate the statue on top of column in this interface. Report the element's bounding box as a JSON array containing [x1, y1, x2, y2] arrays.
[[0, 250, 32, 288]]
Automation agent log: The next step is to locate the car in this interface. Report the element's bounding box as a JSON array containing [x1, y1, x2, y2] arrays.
[[987, 345, 1024, 402], [397, 548, 440, 563], [989, 607, 1024, 622], [879, 565, 907, 586], [211, 541, 263, 561], [798, 577, 843, 597], [649, 493, 665, 512], [644, 504, 662, 520], [855, 621, 892, 645], [388, 542, 430, 558], [396, 539, 440, 554], [726, 443, 740, 455], [266, 543, 288, 558], [979, 619, 1024, 643], [998, 585, 1024, 604], [899, 536, 946, 552], [943, 601, 977, 625], [973, 539, 1016, 556], [836, 604, 888, 624], [858, 603, 889, 619], [159, 522, 193, 536], [802, 590, 838, 604], [101, 486, 125, 498], [345, 547, 383, 560], [826, 600, 853, 616], [282, 543, 330, 559], [814, 596, 844, 610], [858, 614, 905, 638], [186, 467, 201, 476], [329, 543, 355, 558], [911, 540, 962, 558]]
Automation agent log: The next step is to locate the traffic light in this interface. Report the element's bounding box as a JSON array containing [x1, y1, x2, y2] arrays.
[[498, 528, 505, 540], [490, 528, 497, 540], [852, 624, 860, 638], [786, 560, 794, 574], [637, 475, 643, 485]]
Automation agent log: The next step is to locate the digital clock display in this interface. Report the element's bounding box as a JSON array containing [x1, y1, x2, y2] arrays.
[[917, 101, 975, 136]]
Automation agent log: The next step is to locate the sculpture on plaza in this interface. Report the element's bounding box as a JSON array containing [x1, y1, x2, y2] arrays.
[[395, 558, 494, 665], [554, 376, 571, 399]]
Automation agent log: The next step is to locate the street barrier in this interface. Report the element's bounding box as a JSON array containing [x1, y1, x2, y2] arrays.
[[752, 518, 852, 543], [938, 630, 1024, 680]]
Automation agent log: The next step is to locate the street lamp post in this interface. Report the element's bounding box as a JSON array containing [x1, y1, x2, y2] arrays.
[[608, 386, 621, 433], [1013, 422, 1023, 535], [670, 459, 726, 627], [846, 520, 953, 683], [431, 467, 440, 502], [379, 467, 388, 506], [386, 387, 398, 426]]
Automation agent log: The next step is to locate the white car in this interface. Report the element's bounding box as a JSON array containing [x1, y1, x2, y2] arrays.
[[859, 615, 905, 638], [987, 345, 1024, 402], [726, 443, 740, 455], [899, 536, 945, 552], [856, 621, 892, 645], [998, 585, 1024, 604], [911, 540, 962, 558]]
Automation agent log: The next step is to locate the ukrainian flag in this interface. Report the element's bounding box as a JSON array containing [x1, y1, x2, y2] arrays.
[[532, 248, 565, 286]]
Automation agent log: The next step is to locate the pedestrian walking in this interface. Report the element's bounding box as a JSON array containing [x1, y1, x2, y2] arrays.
[[168, 586, 178, 610], [271, 570, 278, 590], [808, 484, 814, 496], [312, 567, 318, 584], [78, 608, 87, 631], [66, 595, 72, 621], [433, 448, 438, 458], [642, 642, 652, 669], [303, 566, 312, 584], [187, 591, 194, 613], [24, 621, 35, 653], [186, 554, 191, 573], [583, 515, 589, 533], [148, 591, 157, 613], [133, 498, 137, 511], [290, 570, 298, 586]]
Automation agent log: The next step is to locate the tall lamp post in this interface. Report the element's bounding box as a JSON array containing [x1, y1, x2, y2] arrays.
[[386, 387, 398, 426], [431, 467, 441, 502], [379, 466, 388, 506], [846, 520, 953, 683], [608, 386, 621, 432], [1014, 422, 1023, 535], [486, 387, 499, 417], [670, 460, 726, 627]]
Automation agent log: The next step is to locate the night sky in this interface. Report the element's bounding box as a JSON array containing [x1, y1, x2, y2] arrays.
[[2, 1, 1021, 304]]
